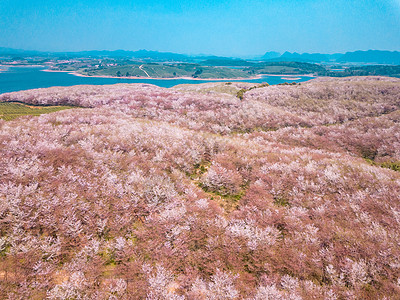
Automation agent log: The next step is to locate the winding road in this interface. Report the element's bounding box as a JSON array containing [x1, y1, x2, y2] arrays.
[[139, 65, 150, 78]]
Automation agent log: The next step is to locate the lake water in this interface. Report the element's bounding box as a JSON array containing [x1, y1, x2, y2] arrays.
[[0, 66, 314, 94]]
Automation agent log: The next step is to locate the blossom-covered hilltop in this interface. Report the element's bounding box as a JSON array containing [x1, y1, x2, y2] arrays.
[[0, 77, 400, 299]]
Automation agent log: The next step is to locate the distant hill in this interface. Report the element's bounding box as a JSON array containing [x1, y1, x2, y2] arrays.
[[2, 47, 400, 65], [338, 50, 400, 64], [0, 47, 191, 61], [199, 58, 254, 66], [259, 50, 400, 64], [280, 52, 341, 62], [244, 61, 327, 75], [0, 47, 46, 56], [261, 51, 281, 60], [264, 52, 342, 63], [321, 65, 400, 78]]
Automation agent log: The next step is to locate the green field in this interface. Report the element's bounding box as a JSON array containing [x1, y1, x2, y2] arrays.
[[0, 102, 74, 121], [244, 61, 327, 75], [77, 63, 253, 79]]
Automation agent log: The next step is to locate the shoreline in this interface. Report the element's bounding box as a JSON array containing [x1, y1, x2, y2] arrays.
[[44, 69, 316, 80], [2, 64, 317, 80], [0, 64, 45, 68], [42, 69, 265, 81]]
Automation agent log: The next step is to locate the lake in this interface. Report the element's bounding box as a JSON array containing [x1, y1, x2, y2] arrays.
[[0, 66, 314, 94]]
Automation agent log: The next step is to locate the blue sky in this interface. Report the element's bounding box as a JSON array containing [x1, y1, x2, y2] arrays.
[[0, 0, 399, 56]]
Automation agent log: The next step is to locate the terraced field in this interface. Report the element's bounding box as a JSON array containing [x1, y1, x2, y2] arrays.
[[0, 102, 74, 121]]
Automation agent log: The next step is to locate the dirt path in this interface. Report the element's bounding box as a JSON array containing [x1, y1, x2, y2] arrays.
[[139, 65, 150, 78]]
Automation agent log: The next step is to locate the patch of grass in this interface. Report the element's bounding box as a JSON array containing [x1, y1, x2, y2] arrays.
[[236, 83, 270, 100], [0, 102, 74, 121], [380, 161, 400, 172], [189, 161, 211, 179], [236, 89, 247, 100], [365, 158, 400, 172], [273, 195, 290, 207], [198, 182, 245, 212]]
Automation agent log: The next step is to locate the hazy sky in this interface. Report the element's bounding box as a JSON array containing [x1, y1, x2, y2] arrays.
[[0, 0, 399, 56]]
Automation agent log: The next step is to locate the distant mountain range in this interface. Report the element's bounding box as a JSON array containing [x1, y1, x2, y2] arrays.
[[1, 47, 399, 65], [262, 50, 400, 64], [0, 48, 192, 61], [267, 52, 342, 63], [261, 51, 281, 60], [0, 47, 46, 57], [65, 49, 190, 61], [337, 50, 400, 64]]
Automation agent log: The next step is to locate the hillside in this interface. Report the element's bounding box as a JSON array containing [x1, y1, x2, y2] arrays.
[[320, 65, 400, 78], [64, 63, 253, 79], [0, 102, 73, 121], [244, 61, 326, 75], [0, 77, 400, 299], [199, 58, 255, 67]]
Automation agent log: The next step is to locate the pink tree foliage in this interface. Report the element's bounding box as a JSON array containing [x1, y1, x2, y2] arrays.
[[0, 77, 399, 298]]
